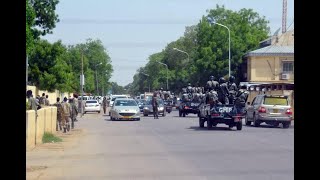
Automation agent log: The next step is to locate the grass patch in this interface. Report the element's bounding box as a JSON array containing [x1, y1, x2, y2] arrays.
[[42, 132, 62, 143]]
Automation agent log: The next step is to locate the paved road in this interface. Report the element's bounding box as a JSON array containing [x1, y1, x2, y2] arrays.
[[29, 108, 294, 180]]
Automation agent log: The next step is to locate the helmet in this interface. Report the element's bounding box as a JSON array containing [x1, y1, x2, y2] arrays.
[[188, 83, 191, 86], [229, 76, 235, 83], [219, 77, 226, 84], [209, 75, 215, 81]]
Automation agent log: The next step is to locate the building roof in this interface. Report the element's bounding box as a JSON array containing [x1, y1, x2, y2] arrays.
[[245, 45, 294, 57]]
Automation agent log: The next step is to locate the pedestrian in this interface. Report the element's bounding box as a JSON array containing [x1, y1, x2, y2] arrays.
[[69, 98, 78, 129], [45, 95, 50, 106], [26, 90, 39, 117], [61, 97, 71, 133], [53, 97, 63, 131], [102, 96, 108, 114], [39, 93, 46, 106], [152, 93, 159, 119], [73, 94, 79, 121]]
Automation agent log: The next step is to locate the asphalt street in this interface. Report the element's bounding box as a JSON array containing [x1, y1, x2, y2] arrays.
[[29, 108, 294, 180]]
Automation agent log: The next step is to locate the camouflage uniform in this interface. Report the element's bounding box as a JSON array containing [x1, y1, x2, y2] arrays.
[[102, 97, 108, 114], [69, 99, 78, 129], [61, 101, 72, 133], [54, 101, 63, 131]]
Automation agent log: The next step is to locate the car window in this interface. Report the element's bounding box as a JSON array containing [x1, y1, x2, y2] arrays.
[[255, 96, 263, 105], [86, 100, 97, 103], [115, 100, 137, 106], [264, 97, 288, 105]]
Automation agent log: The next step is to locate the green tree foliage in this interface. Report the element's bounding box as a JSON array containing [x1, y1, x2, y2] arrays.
[[129, 5, 269, 95], [26, 0, 36, 54], [30, 0, 60, 38]]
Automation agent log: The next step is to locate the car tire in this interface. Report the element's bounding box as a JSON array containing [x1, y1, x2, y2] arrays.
[[98, 111, 101, 113], [199, 117, 205, 128], [245, 116, 251, 126], [136, 118, 140, 121], [207, 119, 212, 130], [253, 115, 260, 127], [282, 122, 290, 128], [236, 122, 242, 130]]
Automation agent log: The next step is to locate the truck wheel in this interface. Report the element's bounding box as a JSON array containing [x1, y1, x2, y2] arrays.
[[179, 110, 182, 117], [199, 117, 205, 128], [245, 116, 251, 126], [282, 122, 290, 129], [236, 122, 242, 130], [207, 119, 212, 130]]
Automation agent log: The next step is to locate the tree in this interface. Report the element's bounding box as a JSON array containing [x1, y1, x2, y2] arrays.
[[26, 0, 36, 54], [30, 0, 60, 39]]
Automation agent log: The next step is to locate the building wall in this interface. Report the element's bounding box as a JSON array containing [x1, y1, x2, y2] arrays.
[[248, 56, 294, 82], [27, 85, 74, 105]]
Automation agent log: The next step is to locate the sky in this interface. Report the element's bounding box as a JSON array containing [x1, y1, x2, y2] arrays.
[[43, 0, 294, 86]]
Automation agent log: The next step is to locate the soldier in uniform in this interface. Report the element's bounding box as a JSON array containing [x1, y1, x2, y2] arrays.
[[102, 96, 108, 114], [205, 75, 219, 92], [39, 93, 46, 107], [234, 85, 249, 114], [45, 95, 50, 106], [73, 94, 79, 121], [26, 90, 39, 117], [227, 76, 238, 105], [61, 97, 71, 133], [152, 92, 159, 119], [69, 98, 78, 129], [217, 77, 229, 105], [53, 97, 63, 131]]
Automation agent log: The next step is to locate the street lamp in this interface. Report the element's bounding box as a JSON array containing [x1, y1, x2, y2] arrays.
[[207, 17, 231, 77], [140, 72, 150, 92], [95, 62, 102, 95], [173, 48, 189, 61], [156, 61, 168, 90]]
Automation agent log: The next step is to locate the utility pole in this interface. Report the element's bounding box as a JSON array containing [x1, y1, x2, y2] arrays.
[[81, 52, 84, 115], [282, 0, 287, 33]]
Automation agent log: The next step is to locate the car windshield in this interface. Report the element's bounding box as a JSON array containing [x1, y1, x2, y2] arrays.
[[264, 97, 288, 105], [86, 100, 97, 103], [115, 100, 137, 106]]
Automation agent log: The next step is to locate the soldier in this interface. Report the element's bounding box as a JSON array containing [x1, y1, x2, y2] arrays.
[[205, 75, 219, 92], [61, 97, 71, 133], [53, 97, 63, 131], [45, 95, 50, 106], [68, 98, 78, 129], [217, 77, 229, 105], [39, 93, 46, 107], [152, 92, 159, 119], [227, 76, 238, 105], [26, 90, 39, 117], [234, 85, 249, 114], [102, 96, 108, 114], [73, 94, 79, 121]]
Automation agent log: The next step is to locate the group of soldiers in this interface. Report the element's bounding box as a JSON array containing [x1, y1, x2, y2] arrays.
[[26, 90, 82, 133], [180, 75, 249, 107]]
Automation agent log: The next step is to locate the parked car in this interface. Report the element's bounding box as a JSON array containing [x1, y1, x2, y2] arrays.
[[143, 98, 166, 116], [109, 98, 140, 121], [245, 94, 293, 128], [84, 100, 101, 113]]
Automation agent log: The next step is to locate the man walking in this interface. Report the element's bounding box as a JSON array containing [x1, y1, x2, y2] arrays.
[[152, 92, 159, 119], [69, 98, 78, 129], [26, 90, 38, 116], [61, 97, 71, 133], [53, 97, 63, 131], [45, 95, 50, 106], [73, 94, 79, 121], [102, 97, 108, 114]]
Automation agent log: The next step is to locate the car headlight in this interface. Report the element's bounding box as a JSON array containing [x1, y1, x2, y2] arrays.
[[144, 107, 149, 110], [159, 107, 164, 110]]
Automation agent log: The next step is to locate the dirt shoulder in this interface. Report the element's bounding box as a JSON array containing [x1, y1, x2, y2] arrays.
[[26, 128, 86, 180]]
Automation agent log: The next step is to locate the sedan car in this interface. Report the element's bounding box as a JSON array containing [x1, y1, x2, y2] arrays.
[[109, 98, 140, 121], [143, 98, 166, 117], [84, 100, 101, 113], [245, 94, 293, 128]]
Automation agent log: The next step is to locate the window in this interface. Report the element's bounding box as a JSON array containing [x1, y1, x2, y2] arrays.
[[282, 61, 294, 73], [263, 97, 288, 105]]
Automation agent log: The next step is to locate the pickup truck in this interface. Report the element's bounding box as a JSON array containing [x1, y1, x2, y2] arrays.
[[199, 103, 245, 130], [178, 100, 201, 117]]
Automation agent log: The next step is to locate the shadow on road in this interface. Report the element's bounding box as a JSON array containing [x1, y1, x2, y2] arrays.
[[104, 119, 140, 122], [172, 115, 198, 119], [187, 126, 233, 131], [244, 123, 293, 129]]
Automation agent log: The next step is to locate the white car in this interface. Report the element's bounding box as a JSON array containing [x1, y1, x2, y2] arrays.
[[84, 100, 101, 113], [109, 95, 129, 107], [110, 98, 140, 121]]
